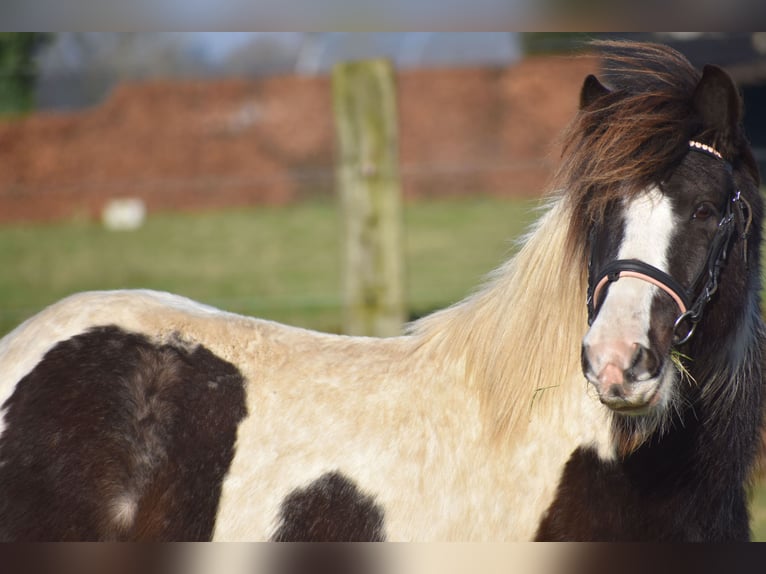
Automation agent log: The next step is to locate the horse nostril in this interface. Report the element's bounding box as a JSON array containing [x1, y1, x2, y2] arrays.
[[627, 343, 660, 382]]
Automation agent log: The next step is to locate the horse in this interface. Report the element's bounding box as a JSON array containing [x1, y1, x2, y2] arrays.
[[0, 41, 763, 542]]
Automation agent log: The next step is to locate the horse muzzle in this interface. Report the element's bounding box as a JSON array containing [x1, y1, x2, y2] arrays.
[[581, 339, 666, 413]]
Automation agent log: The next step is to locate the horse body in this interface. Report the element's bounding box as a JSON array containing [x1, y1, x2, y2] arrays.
[[0, 42, 764, 541], [0, 202, 611, 541]]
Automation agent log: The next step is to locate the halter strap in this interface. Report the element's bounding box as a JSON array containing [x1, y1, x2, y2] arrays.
[[688, 139, 724, 160], [590, 260, 690, 317], [587, 140, 749, 345]]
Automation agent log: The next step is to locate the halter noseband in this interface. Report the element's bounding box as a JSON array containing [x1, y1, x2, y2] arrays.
[[586, 140, 751, 345]]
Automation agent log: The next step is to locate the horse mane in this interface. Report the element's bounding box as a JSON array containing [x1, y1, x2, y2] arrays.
[[410, 196, 588, 445]]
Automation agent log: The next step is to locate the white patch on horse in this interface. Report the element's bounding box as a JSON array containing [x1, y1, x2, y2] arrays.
[[111, 493, 138, 531], [583, 187, 675, 374]]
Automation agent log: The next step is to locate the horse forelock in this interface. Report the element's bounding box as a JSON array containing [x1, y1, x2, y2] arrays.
[[559, 44, 703, 248]]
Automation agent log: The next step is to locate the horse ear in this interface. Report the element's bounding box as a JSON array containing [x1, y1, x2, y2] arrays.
[[691, 65, 742, 153], [580, 74, 611, 109]]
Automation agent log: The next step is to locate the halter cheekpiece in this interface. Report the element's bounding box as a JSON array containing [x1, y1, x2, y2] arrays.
[[586, 140, 751, 345]]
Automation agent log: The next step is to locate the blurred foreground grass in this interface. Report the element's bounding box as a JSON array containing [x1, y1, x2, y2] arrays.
[[1, 195, 765, 540]]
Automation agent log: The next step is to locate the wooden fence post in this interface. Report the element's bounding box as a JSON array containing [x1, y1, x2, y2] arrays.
[[332, 59, 406, 337]]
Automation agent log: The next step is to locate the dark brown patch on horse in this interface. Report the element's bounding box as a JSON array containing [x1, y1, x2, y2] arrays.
[[271, 472, 385, 541], [0, 325, 247, 541], [536, 439, 753, 541]]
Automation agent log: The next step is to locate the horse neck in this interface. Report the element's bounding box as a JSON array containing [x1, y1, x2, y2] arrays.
[[688, 286, 766, 474], [620, 259, 766, 486], [412, 198, 589, 444]]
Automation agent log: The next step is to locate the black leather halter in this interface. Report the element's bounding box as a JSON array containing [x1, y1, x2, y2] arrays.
[[586, 141, 750, 345]]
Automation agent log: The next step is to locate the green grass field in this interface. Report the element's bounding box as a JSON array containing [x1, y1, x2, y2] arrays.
[[0, 197, 538, 335], [1, 195, 765, 540], [752, 476, 766, 541]]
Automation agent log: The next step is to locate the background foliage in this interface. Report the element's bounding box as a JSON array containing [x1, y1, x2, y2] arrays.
[[0, 32, 51, 115]]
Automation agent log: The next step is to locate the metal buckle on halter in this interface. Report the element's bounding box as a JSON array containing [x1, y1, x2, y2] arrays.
[[673, 311, 698, 345]]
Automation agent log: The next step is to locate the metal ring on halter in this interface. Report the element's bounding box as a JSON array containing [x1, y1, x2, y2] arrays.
[[673, 311, 698, 345]]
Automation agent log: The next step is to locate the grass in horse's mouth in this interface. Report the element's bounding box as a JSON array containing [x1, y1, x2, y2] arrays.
[[670, 349, 696, 386]]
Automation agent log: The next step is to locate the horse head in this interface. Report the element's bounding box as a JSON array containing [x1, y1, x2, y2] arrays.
[[575, 53, 761, 449]]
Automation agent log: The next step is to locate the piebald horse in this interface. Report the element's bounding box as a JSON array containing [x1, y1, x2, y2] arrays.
[[0, 42, 763, 541]]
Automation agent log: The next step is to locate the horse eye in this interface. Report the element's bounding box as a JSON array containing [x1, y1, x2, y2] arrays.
[[692, 202, 716, 221]]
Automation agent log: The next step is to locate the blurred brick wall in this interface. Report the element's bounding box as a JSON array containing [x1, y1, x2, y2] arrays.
[[0, 54, 598, 222]]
